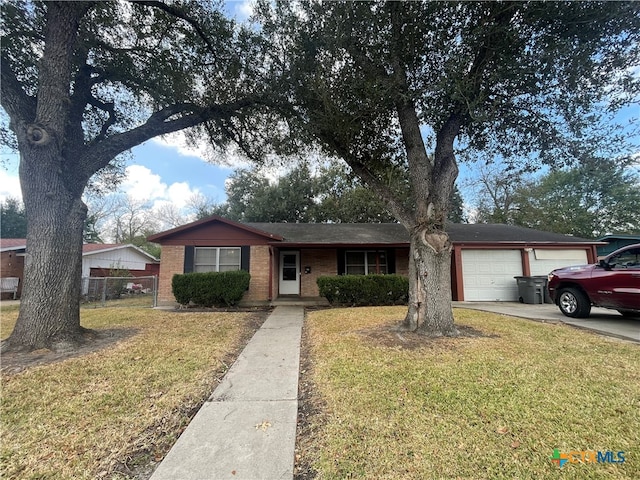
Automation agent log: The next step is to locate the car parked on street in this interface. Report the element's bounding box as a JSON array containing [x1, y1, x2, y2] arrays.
[[547, 243, 640, 318]]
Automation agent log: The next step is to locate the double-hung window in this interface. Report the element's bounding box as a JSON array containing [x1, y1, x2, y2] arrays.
[[345, 250, 388, 275], [194, 247, 241, 272]]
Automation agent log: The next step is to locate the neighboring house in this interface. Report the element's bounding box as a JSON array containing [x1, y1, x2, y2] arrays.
[[0, 239, 26, 299], [596, 234, 640, 257], [148, 216, 602, 305], [0, 239, 159, 299], [80, 243, 160, 278]]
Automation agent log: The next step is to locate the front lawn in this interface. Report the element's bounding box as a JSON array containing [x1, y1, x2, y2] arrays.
[[298, 307, 639, 479], [0, 305, 265, 479]]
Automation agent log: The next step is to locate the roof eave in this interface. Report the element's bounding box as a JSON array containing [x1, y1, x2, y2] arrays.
[[148, 215, 284, 243]]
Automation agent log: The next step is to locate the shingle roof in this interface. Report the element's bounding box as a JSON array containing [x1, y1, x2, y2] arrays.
[[245, 223, 596, 245], [0, 239, 159, 261], [0, 238, 27, 251]]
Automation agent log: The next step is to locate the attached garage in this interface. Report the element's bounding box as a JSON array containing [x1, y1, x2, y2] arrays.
[[461, 249, 523, 301], [528, 249, 588, 276]]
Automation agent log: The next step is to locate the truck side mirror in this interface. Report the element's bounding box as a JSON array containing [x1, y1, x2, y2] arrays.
[[599, 259, 611, 270]]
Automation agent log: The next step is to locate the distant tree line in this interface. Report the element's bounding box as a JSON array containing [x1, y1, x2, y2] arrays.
[[468, 157, 640, 239], [201, 163, 466, 224]]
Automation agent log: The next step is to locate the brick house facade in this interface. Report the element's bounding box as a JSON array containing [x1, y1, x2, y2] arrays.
[[148, 216, 600, 306]]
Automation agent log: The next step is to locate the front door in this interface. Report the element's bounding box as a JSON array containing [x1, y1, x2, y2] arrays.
[[279, 251, 300, 295]]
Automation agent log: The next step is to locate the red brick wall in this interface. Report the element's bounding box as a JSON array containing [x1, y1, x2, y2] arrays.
[[0, 251, 24, 299], [156, 245, 273, 305], [156, 245, 185, 305], [157, 245, 412, 304], [245, 246, 271, 301], [300, 249, 337, 297]]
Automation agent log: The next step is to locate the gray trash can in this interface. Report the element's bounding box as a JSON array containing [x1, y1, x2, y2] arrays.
[[533, 275, 553, 303], [514, 276, 546, 304]]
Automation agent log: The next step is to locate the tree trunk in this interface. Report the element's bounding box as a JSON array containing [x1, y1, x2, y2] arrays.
[[2, 147, 89, 352], [403, 227, 459, 337]]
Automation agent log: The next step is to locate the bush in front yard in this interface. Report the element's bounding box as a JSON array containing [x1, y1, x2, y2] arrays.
[[317, 274, 408, 306], [172, 271, 251, 307]]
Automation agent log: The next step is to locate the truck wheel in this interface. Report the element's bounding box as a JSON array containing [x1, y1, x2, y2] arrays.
[[557, 287, 591, 318]]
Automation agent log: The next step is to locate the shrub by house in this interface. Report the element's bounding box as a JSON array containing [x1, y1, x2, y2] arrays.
[[317, 274, 408, 306], [172, 271, 251, 307]]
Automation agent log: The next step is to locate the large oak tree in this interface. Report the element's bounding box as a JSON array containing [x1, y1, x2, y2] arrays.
[[258, 0, 640, 335], [1, 1, 273, 351]]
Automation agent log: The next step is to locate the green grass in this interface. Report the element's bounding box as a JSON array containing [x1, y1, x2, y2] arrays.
[[302, 307, 640, 479], [1, 306, 263, 479]]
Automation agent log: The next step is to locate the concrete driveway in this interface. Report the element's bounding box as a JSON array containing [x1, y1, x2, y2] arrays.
[[454, 301, 640, 343]]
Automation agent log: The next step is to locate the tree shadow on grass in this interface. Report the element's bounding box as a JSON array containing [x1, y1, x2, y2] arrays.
[[0, 328, 138, 374]]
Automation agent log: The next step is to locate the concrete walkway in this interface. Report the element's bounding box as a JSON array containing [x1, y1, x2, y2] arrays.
[[150, 306, 304, 480], [454, 301, 640, 343]]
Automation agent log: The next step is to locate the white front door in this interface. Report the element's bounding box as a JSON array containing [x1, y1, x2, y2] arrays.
[[279, 251, 300, 295]]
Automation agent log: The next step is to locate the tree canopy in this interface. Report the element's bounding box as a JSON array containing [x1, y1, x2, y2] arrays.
[[210, 163, 465, 224], [0, 1, 277, 351], [257, 0, 640, 334], [512, 159, 640, 239]]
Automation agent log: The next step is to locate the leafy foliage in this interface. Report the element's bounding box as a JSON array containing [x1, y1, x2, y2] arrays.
[[317, 275, 409, 306], [211, 163, 465, 223], [172, 271, 251, 307], [0, 197, 27, 238], [258, 1, 640, 225], [511, 158, 640, 238], [470, 158, 640, 238]]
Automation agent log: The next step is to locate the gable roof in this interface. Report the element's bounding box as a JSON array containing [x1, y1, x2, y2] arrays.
[[147, 215, 283, 243], [0, 238, 27, 252], [148, 216, 600, 248], [82, 243, 159, 262], [0, 239, 159, 261]]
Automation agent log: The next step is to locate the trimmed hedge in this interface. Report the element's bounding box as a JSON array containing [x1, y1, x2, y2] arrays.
[[317, 274, 409, 306], [172, 270, 251, 307]]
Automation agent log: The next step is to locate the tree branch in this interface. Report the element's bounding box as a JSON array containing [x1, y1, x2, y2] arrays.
[[80, 97, 260, 180], [0, 51, 36, 124], [131, 0, 222, 59]]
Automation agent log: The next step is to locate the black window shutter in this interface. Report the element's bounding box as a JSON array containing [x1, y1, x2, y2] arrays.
[[337, 248, 346, 275], [241, 246, 250, 272], [387, 249, 396, 274], [184, 246, 195, 273]]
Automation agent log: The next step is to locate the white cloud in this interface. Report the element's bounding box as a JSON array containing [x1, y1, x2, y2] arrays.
[[152, 131, 211, 161], [166, 181, 197, 209], [151, 131, 252, 170], [236, 0, 255, 20], [0, 170, 22, 202], [120, 165, 168, 202], [119, 164, 201, 209]]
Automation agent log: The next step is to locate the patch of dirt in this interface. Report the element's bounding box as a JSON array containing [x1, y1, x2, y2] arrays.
[[171, 305, 274, 314], [356, 323, 499, 350], [294, 319, 325, 480], [0, 328, 138, 375]]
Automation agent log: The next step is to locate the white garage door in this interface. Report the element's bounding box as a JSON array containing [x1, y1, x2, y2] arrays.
[[529, 249, 588, 276], [462, 249, 523, 301]]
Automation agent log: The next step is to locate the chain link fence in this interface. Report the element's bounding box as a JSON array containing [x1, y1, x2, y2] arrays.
[[81, 275, 158, 308]]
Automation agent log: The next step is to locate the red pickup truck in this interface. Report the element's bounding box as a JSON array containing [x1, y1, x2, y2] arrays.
[[547, 243, 640, 318]]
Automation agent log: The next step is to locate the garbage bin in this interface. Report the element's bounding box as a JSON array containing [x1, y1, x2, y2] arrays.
[[533, 275, 553, 304], [514, 276, 546, 304]]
